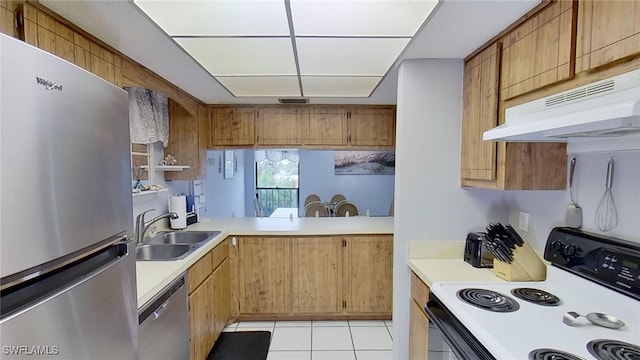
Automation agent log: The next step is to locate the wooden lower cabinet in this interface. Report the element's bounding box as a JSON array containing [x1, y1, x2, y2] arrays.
[[291, 237, 343, 314], [345, 235, 393, 314], [187, 240, 230, 360], [237, 237, 291, 314], [234, 235, 392, 318], [409, 298, 429, 360], [212, 259, 231, 339], [189, 274, 214, 360], [409, 271, 431, 360]]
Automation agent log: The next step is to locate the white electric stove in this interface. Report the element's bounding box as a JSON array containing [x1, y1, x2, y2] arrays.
[[426, 227, 640, 360]]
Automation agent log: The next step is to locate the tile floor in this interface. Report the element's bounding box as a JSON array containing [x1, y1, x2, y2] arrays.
[[222, 320, 394, 360]]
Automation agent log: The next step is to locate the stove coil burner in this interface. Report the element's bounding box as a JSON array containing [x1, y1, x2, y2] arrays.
[[587, 339, 640, 360], [528, 348, 585, 360], [456, 288, 520, 312], [511, 288, 562, 306]]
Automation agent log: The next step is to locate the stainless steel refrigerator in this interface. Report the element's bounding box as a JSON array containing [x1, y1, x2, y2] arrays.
[[0, 33, 137, 359]]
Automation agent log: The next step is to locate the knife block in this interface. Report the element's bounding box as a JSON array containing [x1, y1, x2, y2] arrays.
[[493, 242, 546, 281]]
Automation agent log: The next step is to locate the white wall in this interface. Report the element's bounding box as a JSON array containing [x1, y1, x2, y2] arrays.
[[392, 59, 508, 360], [507, 151, 640, 251], [202, 150, 246, 218]]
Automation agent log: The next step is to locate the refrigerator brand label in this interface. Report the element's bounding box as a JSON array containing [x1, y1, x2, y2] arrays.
[[35, 77, 63, 92]]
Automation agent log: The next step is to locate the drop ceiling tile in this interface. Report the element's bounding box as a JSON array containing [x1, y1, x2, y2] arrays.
[[217, 76, 301, 97], [133, 0, 289, 36], [175, 37, 296, 76], [301, 76, 382, 97], [290, 0, 438, 36], [297, 38, 410, 76]]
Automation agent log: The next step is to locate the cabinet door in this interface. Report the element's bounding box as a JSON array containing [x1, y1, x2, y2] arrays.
[[344, 235, 393, 314], [409, 299, 429, 360], [576, 1, 640, 72], [348, 107, 395, 147], [237, 237, 291, 314], [212, 258, 231, 342], [304, 107, 348, 146], [210, 107, 255, 146], [501, 1, 575, 99], [461, 43, 500, 182], [257, 107, 305, 146], [165, 102, 205, 180], [291, 237, 343, 313], [189, 275, 214, 360]]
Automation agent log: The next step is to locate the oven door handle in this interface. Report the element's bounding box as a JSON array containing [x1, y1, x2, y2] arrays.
[[425, 300, 495, 360]]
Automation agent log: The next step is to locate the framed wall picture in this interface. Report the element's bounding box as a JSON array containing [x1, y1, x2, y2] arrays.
[[334, 150, 395, 175]]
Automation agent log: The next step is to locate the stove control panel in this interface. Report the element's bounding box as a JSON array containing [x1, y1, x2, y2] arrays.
[[545, 227, 640, 301]]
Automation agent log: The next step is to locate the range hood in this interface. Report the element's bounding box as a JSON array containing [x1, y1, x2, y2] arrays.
[[483, 69, 640, 142]]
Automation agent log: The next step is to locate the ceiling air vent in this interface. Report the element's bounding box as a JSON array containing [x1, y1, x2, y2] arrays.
[[279, 98, 308, 104], [545, 80, 616, 108]]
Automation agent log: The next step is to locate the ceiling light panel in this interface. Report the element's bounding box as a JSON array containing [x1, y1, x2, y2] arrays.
[[175, 37, 297, 76], [296, 38, 410, 76], [217, 76, 300, 97], [133, 0, 289, 36], [302, 76, 382, 97], [290, 0, 438, 36]]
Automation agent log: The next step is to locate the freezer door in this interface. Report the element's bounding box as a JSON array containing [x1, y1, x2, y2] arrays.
[[0, 243, 138, 359], [0, 33, 133, 278]]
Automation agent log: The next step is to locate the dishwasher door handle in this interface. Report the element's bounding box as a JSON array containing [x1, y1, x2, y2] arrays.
[[151, 302, 169, 320]]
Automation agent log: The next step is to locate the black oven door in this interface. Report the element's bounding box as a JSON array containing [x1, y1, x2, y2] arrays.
[[425, 293, 496, 360]]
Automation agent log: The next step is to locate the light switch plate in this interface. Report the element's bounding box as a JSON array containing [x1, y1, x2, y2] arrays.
[[519, 211, 529, 232]]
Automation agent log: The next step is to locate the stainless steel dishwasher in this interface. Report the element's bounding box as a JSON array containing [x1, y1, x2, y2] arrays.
[[139, 274, 189, 360]]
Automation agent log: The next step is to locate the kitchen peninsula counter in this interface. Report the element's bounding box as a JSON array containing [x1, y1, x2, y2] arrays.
[[136, 216, 394, 308]]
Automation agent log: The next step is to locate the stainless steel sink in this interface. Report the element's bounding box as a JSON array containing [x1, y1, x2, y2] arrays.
[[147, 231, 221, 245], [136, 244, 193, 261], [136, 231, 222, 261]]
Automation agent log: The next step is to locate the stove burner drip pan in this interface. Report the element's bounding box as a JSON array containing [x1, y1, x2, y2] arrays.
[[456, 288, 519, 312], [587, 339, 640, 360], [511, 288, 562, 306], [528, 348, 584, 360]]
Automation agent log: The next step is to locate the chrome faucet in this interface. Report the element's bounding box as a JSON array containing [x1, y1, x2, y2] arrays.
[[134, 209, 179, 245]]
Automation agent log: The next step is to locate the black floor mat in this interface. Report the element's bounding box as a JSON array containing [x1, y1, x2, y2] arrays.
[[206, 331, 271, 360]]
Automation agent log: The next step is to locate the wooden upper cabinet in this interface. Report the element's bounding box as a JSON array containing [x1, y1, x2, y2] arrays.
[[257, 107, 305, 146], [461, 43, 500, 182], [165, 102, 206, 181], [304, 107, 348, 146], [576, 1, 640, 72], [500, 1, 576, 100], [348, 106, 396, 147], [209, 107, 256, 146], [17, 4, 122, 86]]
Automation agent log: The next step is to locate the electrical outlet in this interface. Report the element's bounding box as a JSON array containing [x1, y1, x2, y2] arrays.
[[519, 211, 529, 232], [207, 158, 215, 166]]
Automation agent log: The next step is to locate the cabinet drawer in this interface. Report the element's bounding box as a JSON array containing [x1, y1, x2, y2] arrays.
[[411, 272, 430, 313], [211, 239, 229, 272], [188, 252, 213, 294]]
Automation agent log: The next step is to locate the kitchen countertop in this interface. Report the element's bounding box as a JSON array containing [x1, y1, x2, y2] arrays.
[[186, 216, 394, 235], [407, 241, 505, 286], [136, 216, 394, 308]]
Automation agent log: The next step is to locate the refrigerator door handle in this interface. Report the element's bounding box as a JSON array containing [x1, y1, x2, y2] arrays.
[[1, 242, 129, 323]]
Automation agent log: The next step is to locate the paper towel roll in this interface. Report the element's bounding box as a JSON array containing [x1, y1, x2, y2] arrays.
[[168, 196, 187, 229]]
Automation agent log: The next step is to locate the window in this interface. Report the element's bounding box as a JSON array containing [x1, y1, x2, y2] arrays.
[[255, 150, 299, 217]]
